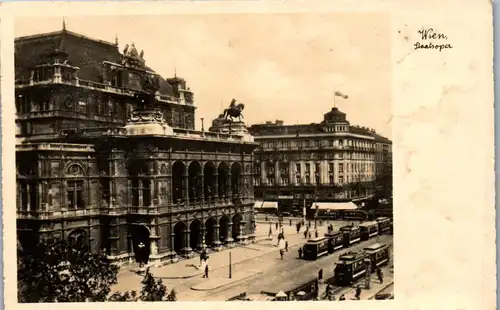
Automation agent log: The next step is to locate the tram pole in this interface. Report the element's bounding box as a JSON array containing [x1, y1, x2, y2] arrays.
[[229, 251, 232, 279]]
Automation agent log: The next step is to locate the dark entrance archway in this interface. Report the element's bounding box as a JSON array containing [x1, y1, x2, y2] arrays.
[[232, 213, 242, 240], [68, 229, 88, 250], [132, 225, 150, 264], [218, 162, 229, 198], [205, 217, 217, 246], [172, 161, 186, 203], [204, 162, 216, 202], [173, 221, 187, 254], [231, 162, 242, 198], [190, 220, 202, 250], [188, 161, 202, 203], [219, 215, 229, 243]]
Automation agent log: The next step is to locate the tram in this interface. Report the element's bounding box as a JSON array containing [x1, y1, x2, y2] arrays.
[[303, 237, 330, 260], [364, 243, 390, 271], [324, 231, 344, 254], [334, 251, 368, 286], [376, 217, 392, 235], [340, 225, 361, 248], [359, 221, 379, 241]]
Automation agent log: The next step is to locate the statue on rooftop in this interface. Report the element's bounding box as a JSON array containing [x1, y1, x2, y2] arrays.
[[223, 98, 245, 122]]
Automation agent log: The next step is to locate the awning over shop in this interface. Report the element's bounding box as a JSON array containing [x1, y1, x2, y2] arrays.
[[260, 201, 278, 209], [311, 202, 358, 210], [253, 200, 264, 209]]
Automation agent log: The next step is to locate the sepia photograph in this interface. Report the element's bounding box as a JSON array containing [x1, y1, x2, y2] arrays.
[[13, 14, 394, 303], [0, 0, 496, 309], [14, 12, 395, 304]]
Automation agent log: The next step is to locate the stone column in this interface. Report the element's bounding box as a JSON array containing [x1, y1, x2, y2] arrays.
[[183, 175, 189, 205], [138, 180, 144, 207], [150, 179, 155, 207], [213, 224, 222, 250], [227, 172, 232, 201], [200, 173, 205, 201], [150, 239, 158, 256], [26, 184, 31, 212], [261, 162, 267, 185], [213, 173, 219, 200], [183, 230, 192, 257], [275, 161, 280, 185], [226, 221, 234, 247], [238, 220, 248, 244]]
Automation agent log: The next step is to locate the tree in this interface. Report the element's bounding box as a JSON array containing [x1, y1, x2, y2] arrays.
[[139, 268, 176, 301], [17, 238, 120, 302], [18, 238, 178, 303]]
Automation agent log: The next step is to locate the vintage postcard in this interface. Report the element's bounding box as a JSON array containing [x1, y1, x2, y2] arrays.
[[0, 1, 495, 310]]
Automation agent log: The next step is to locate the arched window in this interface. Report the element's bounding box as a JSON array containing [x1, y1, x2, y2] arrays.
[[66, 164, 86, 209], [129, 161, 151, 207]]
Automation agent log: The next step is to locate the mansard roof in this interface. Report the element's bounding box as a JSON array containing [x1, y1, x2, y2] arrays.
[[15, 30, 175, 96]]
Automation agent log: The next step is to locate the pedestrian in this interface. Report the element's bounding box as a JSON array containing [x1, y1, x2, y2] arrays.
[[377, 268, 384, 284], [315, 231, 319, 238], [355, 285, 361, 300], [276, 222, 278, 230], [289, 219, 292, 226], [308, 231, 312, 239], [285, 241, 289, 252], [339, 294, 346, 301], [304, 230, 308, 239], [279, 249, 284, 260], [318, 269, 323, 281], [203, 264, 209, 278], [298, 247, 303, 259]]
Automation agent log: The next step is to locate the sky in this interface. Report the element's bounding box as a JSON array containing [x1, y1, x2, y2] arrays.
[[15, 14, 392, 138]]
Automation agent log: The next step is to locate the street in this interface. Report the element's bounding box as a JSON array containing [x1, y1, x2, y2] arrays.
[[111, 220, 393, 301]]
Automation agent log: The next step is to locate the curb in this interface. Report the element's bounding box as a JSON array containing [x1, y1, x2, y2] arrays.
[[368, 282, 394, 299], [190, 271, 263, 291]]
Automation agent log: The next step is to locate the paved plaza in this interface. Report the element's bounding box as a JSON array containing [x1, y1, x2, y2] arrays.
[[111, 219, 393, 301]]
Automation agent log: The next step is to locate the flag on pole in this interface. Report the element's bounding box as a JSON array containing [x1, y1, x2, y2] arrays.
[[334, 91, 348, 99]]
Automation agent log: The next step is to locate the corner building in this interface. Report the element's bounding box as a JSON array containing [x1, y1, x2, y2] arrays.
[[15, 28, 258, 265], [248, 107, 392, 214]]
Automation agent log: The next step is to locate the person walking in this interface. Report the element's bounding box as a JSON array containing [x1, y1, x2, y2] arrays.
[[315, 230, 319, 238], [298, 247, 303, 259], [203, 263, 209, 278], [279, 249, 285, 260], [275, 222, 279, 230], [285, 240, 289, 252], [289, 219, 292, 226], [377, 268, 384, 284], [304, 230, 308, 239], [355, 285, 361, 300]]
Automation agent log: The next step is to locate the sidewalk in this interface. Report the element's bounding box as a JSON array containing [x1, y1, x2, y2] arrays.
[[111, 221, 352, 294]]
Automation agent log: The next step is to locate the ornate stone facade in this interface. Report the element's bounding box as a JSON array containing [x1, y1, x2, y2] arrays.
[[248, 107, 392, 214], [15, 28, 258, 266]]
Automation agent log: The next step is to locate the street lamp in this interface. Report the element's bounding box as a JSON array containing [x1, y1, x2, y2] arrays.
[[314, 171, 320, 229]]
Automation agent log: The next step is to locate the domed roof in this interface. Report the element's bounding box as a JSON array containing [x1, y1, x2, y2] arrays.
[[323, 107, 347, 122]]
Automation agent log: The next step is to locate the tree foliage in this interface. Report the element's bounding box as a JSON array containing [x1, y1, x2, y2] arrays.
[[18, 238, 177, 302], [18, 238, 120, 302]]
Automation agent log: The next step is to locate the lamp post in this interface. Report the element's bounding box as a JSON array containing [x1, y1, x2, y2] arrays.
[[314, 171, 320, 229], [229, 251, 232, 279]]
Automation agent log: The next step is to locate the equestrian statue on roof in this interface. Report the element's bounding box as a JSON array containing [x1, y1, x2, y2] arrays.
[[223, 98, 245, 122]]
